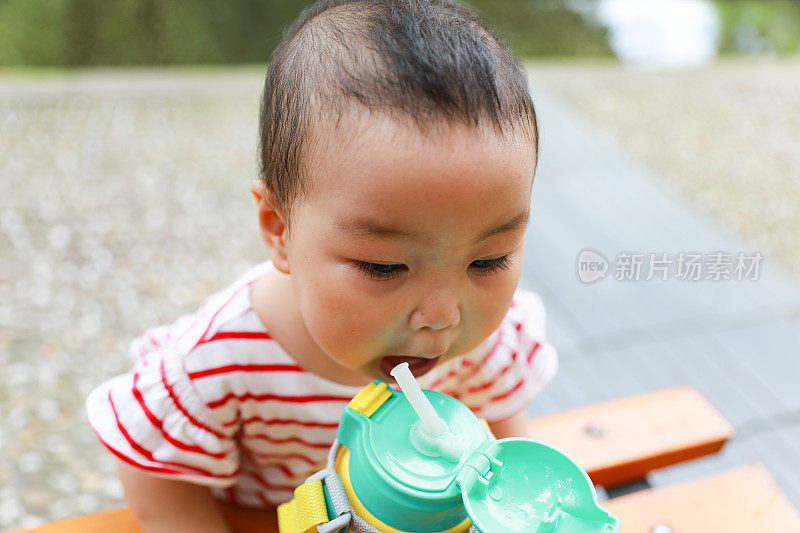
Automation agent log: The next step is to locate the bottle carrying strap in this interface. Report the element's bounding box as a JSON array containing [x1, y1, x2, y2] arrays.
[[278, 440, 479, 533], [276, 440, 375, 533], [276, 477, 331, 533], [318, 440, 382, 533]]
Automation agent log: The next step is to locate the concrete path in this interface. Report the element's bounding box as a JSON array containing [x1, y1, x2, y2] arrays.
[[520, 88, 800, 507]]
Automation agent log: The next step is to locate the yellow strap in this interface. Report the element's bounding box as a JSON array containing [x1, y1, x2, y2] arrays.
[[276, 479, 329, 533], [277, 499, 298, 532]]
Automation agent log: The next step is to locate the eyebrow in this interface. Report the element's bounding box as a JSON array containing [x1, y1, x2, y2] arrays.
[[335, 209, 530, 244]]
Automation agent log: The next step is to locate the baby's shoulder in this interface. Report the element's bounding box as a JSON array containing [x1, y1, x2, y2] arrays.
[[130, 261, 278, 365], [177, 262, 274, 352], [124, 261, 300, 417], [506, 288, 548, 337]]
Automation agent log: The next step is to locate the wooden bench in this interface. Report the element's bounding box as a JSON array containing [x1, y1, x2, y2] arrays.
[[605, 465, 800, 533], [6, 505, 277, 533], [528, 386, 734, 488], [10, 387, 783, 533], [15, 465, 800, 533]]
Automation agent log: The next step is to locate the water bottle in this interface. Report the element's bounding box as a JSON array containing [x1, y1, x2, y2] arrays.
[[278, 363, 620, 533]]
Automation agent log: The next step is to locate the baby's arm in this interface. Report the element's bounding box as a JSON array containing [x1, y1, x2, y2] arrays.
[[118, 462, 231, 533], [488, 410, 530, 440]]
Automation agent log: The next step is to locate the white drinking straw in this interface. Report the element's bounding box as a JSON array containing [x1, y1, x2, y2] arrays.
[[390, 362, 447, 438]]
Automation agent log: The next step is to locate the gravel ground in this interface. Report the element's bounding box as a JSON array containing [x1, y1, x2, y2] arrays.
[[0, 70, 268, 529], [527, 56, 800, 282], [1, 60, 799, 529]]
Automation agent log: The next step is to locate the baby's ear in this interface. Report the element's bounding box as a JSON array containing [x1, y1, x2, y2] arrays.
[[249, 179, 291, 274]]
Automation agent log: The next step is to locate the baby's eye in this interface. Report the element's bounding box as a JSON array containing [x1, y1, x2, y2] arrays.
[[471, 255, 513, 275], [353, 256, 513, 282], [352, 261, 406, 281]]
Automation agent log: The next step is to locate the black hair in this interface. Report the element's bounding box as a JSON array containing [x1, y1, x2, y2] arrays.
[[258, 0, 538, 227]]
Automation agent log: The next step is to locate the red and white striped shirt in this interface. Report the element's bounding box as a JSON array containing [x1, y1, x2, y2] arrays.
[[85, 260, 557, 507]]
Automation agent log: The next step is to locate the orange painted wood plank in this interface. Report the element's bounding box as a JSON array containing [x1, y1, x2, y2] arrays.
[[4, 503, 280, 533], [605, 465, 800, 533], [6, 509, 140, 533], [528, 386, 734, 487], [14, 467, 800, 533]]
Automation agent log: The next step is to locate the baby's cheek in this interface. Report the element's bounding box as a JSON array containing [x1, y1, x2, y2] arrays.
[[307, 278, 394, 358], [475, 278, 517, 337]]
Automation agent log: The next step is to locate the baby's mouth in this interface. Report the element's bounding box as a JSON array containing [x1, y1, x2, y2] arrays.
[[380, 356, 440, 379]]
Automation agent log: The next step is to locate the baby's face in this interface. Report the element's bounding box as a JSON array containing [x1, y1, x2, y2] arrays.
[[285, 115, 535, 382]]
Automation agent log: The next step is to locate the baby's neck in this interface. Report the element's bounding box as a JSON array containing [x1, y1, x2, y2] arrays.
[[250, 265, 372, 387]]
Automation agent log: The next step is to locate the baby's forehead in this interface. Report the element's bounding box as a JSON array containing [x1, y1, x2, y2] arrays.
[[302, 111, 535, 234], [311, 108, 532, 165], [314, 107, 438, 147]]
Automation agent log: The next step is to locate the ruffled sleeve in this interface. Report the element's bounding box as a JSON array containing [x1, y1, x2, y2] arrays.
[[432, 289, 558, 424], [85, 347, 240, 487]]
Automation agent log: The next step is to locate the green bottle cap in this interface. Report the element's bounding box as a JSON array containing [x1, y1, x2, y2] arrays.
[[457, 438, 621, 532], [339, 382, 487, 531]]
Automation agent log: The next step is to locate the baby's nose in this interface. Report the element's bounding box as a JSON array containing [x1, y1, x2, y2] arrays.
[[409, 291, 461, 331]]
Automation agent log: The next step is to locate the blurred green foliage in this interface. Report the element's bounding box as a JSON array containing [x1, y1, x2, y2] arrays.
[[0, 0, 612, 66], [715, 0, 800, 54], [3, 0, 800, 67], [0, 0, 299, 65], [465, 0, 613, 57], [0, 0, 69, 65]]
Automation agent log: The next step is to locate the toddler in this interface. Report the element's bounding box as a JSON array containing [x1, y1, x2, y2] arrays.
[[86, 0, 558, 531]]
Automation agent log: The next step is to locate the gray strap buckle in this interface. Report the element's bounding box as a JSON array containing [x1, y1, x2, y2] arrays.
[[306, 468, 352, 533], [317, 512, 352, 533]]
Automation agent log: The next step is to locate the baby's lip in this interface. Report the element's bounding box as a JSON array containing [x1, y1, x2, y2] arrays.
[[380, 355, 441, 379]]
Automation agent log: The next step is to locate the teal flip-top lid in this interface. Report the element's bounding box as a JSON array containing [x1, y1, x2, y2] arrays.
[[338, 380, 620, 533], [456, 438, 621, 533]]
